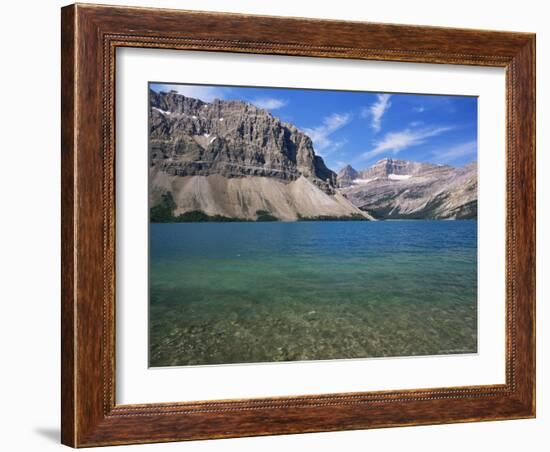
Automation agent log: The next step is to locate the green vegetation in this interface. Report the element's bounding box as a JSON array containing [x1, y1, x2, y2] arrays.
[[173, 211, 245, 222], [297, 213, 369, 222], [149, 192, 176, 222], [150, 192, 368, 223], [150, 192, 246, 222], [255, 210, 278, 222]]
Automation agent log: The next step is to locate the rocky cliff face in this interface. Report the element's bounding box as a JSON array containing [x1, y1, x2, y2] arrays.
[[149, 90, 476, 222], [149, 90, 368, 221], [150, 90, 336, 194], [338, 158, 477, 219]]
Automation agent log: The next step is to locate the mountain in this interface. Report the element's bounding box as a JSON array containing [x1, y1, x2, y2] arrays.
[[149, 90, 370, 221], [336, 165, 359, 187], [149, 91, 476, 222], [359, 158, 453, 180], [338, 158, 477, 220]]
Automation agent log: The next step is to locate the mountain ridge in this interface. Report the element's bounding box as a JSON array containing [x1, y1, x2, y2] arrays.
[[149, 90, 476, 221], [336, 157, 460, 187], [150, 89, 337, 194], [149, 90, 370, 221], [337, 158, 477, 219]]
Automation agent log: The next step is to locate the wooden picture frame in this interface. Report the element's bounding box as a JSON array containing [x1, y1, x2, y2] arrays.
[[61, 3, 536, 447]]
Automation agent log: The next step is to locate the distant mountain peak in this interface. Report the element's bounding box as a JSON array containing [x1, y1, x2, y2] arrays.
[[336, 164, 359, 187], [337, 157, 478, 220], [336, 157, 463, 189], [338, 164, 358, 174]]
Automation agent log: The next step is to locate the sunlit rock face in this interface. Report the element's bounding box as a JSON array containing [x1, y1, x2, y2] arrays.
[[338, 158, 477, 220], [150, 90, 337, 193], [149, 90, 369, 221]]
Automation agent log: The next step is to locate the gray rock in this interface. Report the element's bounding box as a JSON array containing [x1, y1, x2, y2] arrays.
[[149, 91, 476, 221], [339, 158, 477, 219], [149, 89, 336, 194], [336, 164, 359, 187]]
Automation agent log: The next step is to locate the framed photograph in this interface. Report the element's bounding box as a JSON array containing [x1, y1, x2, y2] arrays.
[[61, 3, 536, 447]]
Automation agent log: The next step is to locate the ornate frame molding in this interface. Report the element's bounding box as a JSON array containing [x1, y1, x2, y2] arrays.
[[62, 4, 535, 447]]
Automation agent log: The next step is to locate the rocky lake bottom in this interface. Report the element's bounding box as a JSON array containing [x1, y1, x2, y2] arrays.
[[149, 220, 478, 367]]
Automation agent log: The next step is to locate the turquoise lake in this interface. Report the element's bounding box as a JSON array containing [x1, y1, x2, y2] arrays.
[[149, 221, 477, 366]]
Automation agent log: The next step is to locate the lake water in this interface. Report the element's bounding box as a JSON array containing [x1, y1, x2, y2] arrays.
[[149, 221, 477, 366]]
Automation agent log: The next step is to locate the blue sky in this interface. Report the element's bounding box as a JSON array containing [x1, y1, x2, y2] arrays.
[[150, 83, 477, 172]]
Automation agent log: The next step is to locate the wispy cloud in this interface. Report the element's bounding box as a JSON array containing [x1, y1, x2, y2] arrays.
[[321, 139, 349, 156], [362, 94, 392, 133], [303, 113, 352, 153], [413, 106, 426, 113], [150, 83, 227, 102], [361, 126, 453, 160], [250, 97, 288, 110], [432, 140, 477, 163]]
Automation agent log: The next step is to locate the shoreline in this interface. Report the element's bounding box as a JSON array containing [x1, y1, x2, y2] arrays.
[[150, 218, 478, 224]]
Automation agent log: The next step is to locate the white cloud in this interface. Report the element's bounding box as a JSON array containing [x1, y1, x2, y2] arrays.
[[361, 126, 453, 160], [251, 97, 288, 110], [362, 94, 392, 133], [303, 113, 352, 152], [317, 139, 349, 157], [432, 140, 477, 163], [150, 84, 227, 102], [414, 106, 426, 113]]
